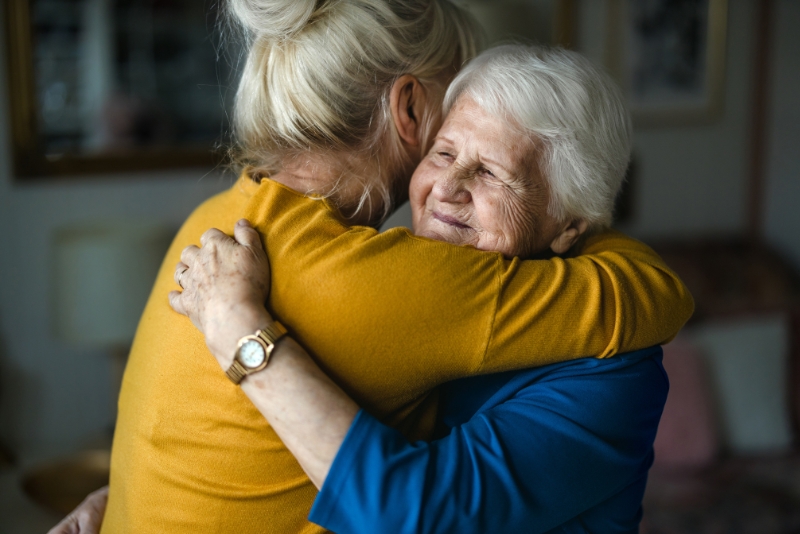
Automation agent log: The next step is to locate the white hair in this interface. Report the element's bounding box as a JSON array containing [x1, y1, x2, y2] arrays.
[[444, 44, 632, 229], [229, 0, 480, 223]]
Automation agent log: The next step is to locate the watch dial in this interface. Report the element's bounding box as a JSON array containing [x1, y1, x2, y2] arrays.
[[239, 340, 265, 368]]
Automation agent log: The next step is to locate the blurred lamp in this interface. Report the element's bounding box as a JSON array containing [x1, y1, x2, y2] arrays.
[[53, 221, 173, 347]]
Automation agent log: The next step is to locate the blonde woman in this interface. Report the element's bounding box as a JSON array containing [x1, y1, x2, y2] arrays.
[[57, 2, 691, 533]]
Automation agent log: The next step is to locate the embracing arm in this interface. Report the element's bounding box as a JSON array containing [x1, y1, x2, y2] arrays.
[[309, 350, 668, 534], [243, 179, 693, 387], [169, 222, 666, 510], [170, 221, 357, 488], [171, 230, 666, 530]]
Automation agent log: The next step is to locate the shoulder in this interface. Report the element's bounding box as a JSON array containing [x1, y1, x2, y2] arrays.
[[508, 345, 665, 389]]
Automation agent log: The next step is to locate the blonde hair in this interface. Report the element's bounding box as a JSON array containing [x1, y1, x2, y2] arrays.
[[229, 0, 480, 223], [444, 45, 632, 229]]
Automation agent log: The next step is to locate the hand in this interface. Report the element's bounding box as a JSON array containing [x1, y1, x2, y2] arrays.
[[169, 219, 273, 365], [47, 485, 108, 534]]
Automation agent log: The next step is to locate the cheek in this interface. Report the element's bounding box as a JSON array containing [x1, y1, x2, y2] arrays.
[[478, 190, 543, 256], [408, 169, 431, 225], [408, 173, 425, 206], [410, 159, 439, 200]]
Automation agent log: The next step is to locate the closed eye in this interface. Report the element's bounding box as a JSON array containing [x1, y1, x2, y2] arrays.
[[479, 167, 506, 185], [479, 167, 519, 190], [436, 151, 455, 163]]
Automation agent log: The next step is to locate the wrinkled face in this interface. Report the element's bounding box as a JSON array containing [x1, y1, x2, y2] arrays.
[[409, 96, 567, 258]]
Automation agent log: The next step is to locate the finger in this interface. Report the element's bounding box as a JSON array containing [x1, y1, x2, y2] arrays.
[[233, 220, 263, 249], [199, 228, 227, 247], [47, 516, 78, 534], [169, 291, 187, 316], [174, 262, 189, 286], [180, 245, 200, 266], [77, 513, 101, 534]]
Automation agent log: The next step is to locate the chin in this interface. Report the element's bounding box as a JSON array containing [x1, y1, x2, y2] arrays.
[[416, 227, 449, 243], [415, 227, 440, 240]]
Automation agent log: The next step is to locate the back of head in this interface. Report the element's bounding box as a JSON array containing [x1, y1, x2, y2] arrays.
[[444, 44, 632, 229], [229, 0, 480, 221]]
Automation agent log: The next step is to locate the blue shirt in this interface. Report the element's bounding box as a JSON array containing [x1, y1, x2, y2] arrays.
[[309, 346, 668, 533]]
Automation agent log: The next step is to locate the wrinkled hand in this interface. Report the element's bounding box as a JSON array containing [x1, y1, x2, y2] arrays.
[[47, 485, 108, 534], [169, 219, 273, 365]]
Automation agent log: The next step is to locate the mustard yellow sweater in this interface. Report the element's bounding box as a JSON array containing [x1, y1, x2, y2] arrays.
[[103, 174, 693, 533]]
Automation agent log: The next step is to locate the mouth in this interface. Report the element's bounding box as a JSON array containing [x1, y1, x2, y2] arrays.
[[432, 212, 471, 230]]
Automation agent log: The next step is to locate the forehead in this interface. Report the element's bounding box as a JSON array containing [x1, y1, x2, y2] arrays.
[[438, 97, 536, 165]]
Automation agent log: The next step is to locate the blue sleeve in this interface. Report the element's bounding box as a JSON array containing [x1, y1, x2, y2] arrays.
[[308, 353, 668, 534]]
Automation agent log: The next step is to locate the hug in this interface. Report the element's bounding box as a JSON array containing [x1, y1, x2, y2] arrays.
[[52, 1, 692, 533]]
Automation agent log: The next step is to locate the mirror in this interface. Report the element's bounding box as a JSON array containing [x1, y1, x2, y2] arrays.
[[4, 0, 240, 179]]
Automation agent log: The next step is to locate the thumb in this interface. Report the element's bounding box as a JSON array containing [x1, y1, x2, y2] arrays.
[[234, 219, 263, 250]]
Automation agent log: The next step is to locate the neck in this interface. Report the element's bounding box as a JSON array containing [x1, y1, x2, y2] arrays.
[[268, 154, 341, 197], [264, 153, 385, 227]]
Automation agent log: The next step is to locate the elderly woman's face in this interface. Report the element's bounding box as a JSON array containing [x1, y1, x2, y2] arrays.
[[409, 97, 570, 258]]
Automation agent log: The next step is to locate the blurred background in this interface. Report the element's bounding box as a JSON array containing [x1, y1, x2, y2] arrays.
[[0, 0, 798, 532]]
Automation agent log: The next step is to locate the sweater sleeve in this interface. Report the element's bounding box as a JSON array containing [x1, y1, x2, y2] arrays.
[[308, 349, 668, 534], [243, 179, 693, 410]]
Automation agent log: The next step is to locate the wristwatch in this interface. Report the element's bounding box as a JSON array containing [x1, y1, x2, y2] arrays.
[[225, 321, 288, 384]]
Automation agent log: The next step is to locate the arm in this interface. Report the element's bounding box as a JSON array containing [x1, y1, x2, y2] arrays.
[[309, 350, 668, 534], [242, 179, 693, 393], [173, 235, 666, 533], [170, 223, 664, 518], [170, 221, 358, 488]]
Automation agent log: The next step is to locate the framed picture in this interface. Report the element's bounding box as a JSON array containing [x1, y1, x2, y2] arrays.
[[3, 0, 238, 180], [605, 0, 728, 126]]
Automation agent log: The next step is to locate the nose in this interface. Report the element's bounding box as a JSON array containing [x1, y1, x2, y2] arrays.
[[432, 166, 471, 204]]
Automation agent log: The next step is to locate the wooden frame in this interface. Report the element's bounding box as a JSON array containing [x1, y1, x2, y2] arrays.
[[605, 0, 728, 127], [3, 0, 221, 180]]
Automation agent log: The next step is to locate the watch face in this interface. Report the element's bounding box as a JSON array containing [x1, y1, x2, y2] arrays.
[[239, 339, 266, 368]]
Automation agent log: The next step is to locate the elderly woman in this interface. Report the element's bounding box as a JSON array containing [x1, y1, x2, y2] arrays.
[[60, 1, 691, 532], [164, 45, 675, 533]]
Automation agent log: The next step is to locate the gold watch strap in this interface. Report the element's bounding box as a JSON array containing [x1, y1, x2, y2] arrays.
[[226, 360, 249, 384], [258, 321, 288, 347]]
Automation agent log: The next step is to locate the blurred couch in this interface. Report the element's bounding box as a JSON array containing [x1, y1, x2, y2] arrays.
[[642, 238, 800, 533]]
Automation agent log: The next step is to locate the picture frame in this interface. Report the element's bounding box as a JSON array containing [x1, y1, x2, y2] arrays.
[[605, 0, 728, 127], [3, 0, 233, 180]]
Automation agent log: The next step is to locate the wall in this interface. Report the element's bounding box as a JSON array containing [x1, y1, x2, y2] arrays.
[[577, 0, 755, 240], [580, 0, 800, 272], [764, 0, 800, 269], [0, 7, 230, 461], [627, 1, 756, 239]]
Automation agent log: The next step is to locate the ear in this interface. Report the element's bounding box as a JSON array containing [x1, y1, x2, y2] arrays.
[[389, 74, 426, 149], [549, 219, 589, 255]]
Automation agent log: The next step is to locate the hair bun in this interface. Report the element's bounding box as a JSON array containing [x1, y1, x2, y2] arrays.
[[229, 0, 320, 39]]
